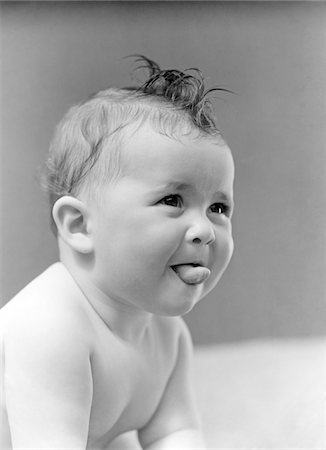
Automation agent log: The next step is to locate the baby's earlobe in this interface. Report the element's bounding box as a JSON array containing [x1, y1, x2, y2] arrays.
[[52, 196, 94, 254]]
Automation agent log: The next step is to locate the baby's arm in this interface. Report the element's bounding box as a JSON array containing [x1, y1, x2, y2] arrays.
[[4, 304, 93, 448], [138, 320, 205, 450]]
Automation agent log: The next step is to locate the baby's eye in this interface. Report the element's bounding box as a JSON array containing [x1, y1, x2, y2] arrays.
[[158, 194, 183, 208], [209, 202, 230, 216]]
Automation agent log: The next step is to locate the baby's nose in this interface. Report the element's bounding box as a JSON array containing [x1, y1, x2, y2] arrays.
[[185, 216, 215, 246]]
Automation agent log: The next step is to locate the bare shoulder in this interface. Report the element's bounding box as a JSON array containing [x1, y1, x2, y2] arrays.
[[0, 263, 95, 353], [1, 264, 94, 447]]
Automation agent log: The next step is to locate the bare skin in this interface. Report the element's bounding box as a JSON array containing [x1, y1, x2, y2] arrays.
[[0, 264, 201, 449], [0, 126, 234, 448]]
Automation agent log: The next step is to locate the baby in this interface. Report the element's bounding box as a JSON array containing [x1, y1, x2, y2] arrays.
[[0, 56, 234, 449]]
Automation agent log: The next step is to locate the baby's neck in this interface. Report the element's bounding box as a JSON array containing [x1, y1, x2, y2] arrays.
[[63, 262, 153, 345]]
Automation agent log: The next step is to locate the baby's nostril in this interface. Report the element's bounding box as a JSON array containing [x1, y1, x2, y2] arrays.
[[192, 237, 201, 244]]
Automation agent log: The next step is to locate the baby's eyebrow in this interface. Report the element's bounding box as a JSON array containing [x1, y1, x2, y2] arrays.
[[215, 191, 232, 203], [151, 181, 193, 193], [162, 181, 193, 191]]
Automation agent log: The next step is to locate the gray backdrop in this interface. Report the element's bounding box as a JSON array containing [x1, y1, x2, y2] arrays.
[[1, 1, 325, 344]]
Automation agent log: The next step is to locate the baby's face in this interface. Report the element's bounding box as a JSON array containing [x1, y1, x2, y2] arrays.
[[89, 124, 234, 316]]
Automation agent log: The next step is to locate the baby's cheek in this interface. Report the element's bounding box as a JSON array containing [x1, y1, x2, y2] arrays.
[[140, 226, 182, 258], [224, 233, 234, 264], [210, 232, 234, 279], [218, 239, 233, 278]]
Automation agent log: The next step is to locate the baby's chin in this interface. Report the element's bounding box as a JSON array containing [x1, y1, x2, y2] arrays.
[[158, 289, 206, 317], [166, 275, 223, 316], [199, 274, 222, 297]]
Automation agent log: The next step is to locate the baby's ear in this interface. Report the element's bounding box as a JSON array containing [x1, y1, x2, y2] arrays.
[[52, 196, 94, 254]]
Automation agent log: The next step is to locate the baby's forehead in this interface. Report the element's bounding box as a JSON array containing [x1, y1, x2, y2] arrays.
[[117, 123, 233, 188], [120, 121, 227, 156]]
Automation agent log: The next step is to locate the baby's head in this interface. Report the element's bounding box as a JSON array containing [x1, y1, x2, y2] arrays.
[[45, 56, 235, 316], [45, 57, 224, 224]]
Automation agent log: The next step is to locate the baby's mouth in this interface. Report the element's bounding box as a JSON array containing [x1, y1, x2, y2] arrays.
[[171, 264, 211, 285]]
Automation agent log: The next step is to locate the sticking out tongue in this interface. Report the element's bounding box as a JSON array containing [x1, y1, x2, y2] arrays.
[[172, 264, 211, 285]]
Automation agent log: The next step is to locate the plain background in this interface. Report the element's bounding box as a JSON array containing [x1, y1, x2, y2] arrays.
[[1, 1, 325, 345]]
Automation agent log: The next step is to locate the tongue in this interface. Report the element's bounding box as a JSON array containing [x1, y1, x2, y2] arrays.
[[173, 265, 211, 285]]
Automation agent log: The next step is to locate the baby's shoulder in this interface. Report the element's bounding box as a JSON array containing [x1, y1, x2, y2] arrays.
[[0, 263, 94, 349]]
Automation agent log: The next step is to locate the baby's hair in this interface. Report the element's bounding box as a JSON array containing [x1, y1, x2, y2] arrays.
[[43, 55, 227, 234], [131, 55, 225, 132]]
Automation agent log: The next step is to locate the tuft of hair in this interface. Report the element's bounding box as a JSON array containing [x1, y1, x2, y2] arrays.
[[131, 55, 227, 133], [43, 56, 228, 234]]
